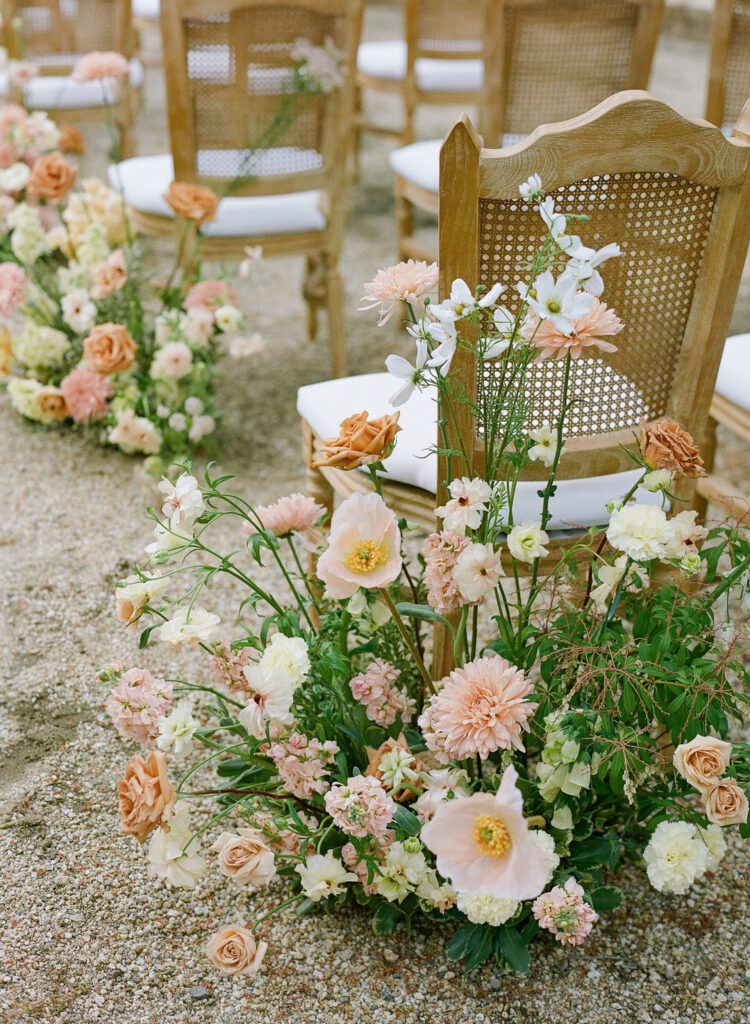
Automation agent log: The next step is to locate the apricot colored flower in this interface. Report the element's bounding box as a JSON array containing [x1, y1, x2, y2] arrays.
[[703, 778, 749, 826], [211, 828, 276, 888], [58, 123, 86, 155], [91, 248, 127, 298], [421, 765, 556, 899], [316, 491, 402, 599], [529, 298, 623, 361], [673, 735, 732, 793], [164, 181, 219, 224], [314, 410, 401, 470], [639, 419, 705, 479], [360, 259, 438, 325], [206, 925, 267, 976], [28, 152, 77, 201], [83, 322, 136, 373], [117, 750, 175, 843]]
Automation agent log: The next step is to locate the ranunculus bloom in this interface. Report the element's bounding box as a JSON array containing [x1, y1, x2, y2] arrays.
[[163, 181, 219, 224], [83, 322, 137, 373], [206, 925, 267, 976], [314, 410, 401, 470], [640, 419, 706, 479], [673, 735, 732, 793], [316, 491, 402, 599], [528, 298, 624, 361], [72, 51, 129, 82], [91, 248, 127, 298], [211, 828, 276, 888], [58, 123, 86, 155], [360, 259, 439, 325], [60, 366, 113, 422], [184, 278, 236, 310], [35, 385, 68, 421], [421, 765, 556, 899], [703, 778, 749, 826], [109, 408, 162, 454], [117, 750, 175, 843], [419, 655, 536, 760], [0, 261, 26, 316], [28, 152, 77, 201]]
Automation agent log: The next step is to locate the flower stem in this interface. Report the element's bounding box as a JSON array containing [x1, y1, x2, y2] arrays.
[[379, 588, 436, 694]]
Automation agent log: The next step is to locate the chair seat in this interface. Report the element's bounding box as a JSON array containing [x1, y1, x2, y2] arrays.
[[390, 134, 527, 193], [357, 40, 483, 93], [107, 154, 327, 237], [0, 58, 144, 109], [133, 0, 160, 19], [297, 372, 661, 532], [716, 333, 750, 410]]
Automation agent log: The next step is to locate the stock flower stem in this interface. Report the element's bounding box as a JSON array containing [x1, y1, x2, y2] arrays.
[[252, 892, 305, 930], [379, 588, 436, 695]]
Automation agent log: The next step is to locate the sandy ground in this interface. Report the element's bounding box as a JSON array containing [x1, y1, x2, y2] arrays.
[[2, 4, 750, 1022]]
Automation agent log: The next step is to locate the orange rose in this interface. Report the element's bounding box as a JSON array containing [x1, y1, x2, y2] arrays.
[[639, 419, 706, 479], [28, 152, 77, 201], [91, 249, 127, 298], [58, 123, 86, 155], [117, 751, 175, 843], [703, 777, 749, 826], [206, 925, 267, 976], [36, 386, 68, 421], [314, 411, 401, 470], [83, 322, 136, 373], [163, 181, 219, 224]]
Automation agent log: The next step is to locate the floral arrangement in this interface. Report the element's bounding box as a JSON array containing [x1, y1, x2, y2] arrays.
[[104, 178, 750, 976]]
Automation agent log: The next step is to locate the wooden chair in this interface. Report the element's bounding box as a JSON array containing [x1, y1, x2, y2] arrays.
[[108, 0, 363, 378], [299, 92, 750, 678], [706, 0, 750, 134], [356, 0, 488, 148], [390, 0, 664, 262], [2, 0, 140, 158]]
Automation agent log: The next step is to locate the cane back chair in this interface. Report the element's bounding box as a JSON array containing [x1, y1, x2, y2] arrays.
[[706, 0, 750, 134], [390, 0, 665, 262], [108, 0, 364, 378], [356, 0, 489, 148], [2, 0, 140, 158]]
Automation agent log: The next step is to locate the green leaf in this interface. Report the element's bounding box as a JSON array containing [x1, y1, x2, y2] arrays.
[[372, 902, 403, 935], [446, 923, 484, 962], [494, 926, 530, 974], [138, 624, 156, 648], [395, 602, 455, 635], [463, 926, 494, 971], [589, 885, 624, 912], [392, 805, 421, 837], [569, 835, 618, 869]]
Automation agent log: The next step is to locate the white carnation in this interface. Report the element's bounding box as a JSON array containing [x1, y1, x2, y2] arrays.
[[643, 821, 711, 894], [258, 633, 310, 684], [606, 503, 671, 562], [457, 892, 519, 926]]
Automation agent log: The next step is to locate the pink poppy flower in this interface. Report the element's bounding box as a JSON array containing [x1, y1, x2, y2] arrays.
[[421, 765, 555, 900], [316, 492, 402, 599], [527, 298, 624, 361]]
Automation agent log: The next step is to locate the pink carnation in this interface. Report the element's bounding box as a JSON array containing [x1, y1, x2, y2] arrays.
[[251, 493, 325, 552], [0, 262, 25, 316], [184, 279, 236, 311], [60, 366, 113, 423], [105, 667, 173, 746], [349, 659, 414, 727], [72, 51, 129, 82], [267, 732, 339, 800], [418, 654, 536, 761], [532, 877, 598, 946], [324, 775, 396, 838], [422, 531, 470, 615]]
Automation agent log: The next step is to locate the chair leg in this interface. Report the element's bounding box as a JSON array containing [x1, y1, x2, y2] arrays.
[[324, 256, 347, 379], [303, 255, 325, 342], [352, 84, 364, 181], [395, 188, 415, 263], [694, 416, 719, 519]]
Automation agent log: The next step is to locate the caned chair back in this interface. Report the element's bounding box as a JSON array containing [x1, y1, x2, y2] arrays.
[[5, 0, 135, 59], [439, 93, 750, 508], [482, 0, 664, 145], [706, 0, 750, 131], [160, 0, 363, 198], [406, 0, 486, 63]]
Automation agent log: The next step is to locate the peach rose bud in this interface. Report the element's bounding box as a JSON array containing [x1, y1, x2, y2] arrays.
[[117, 750, 175, 843], [703, 778, 749, 826], [28, 152, 77, 201], [314, 411, 401, 470], [639, 419, 706, 479], [36, 386, 68, 420], [83, 322, 137, 374], [210, 828, 276, 888], [206, 925, 267, 976], [163, 181, 219, 225], [672, 735, 732, 793]]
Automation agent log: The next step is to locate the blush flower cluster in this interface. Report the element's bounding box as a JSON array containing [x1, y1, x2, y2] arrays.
[[349, 659, 414, 727], [532, 878, 598, 945], [324, 775, 397, 838], [267, 732, 339, 800]]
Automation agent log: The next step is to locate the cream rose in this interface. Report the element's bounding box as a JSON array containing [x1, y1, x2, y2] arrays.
[[703, 778, 749, 826], [673, 735, 732, 793], [210, 828, 276, 888], [206, 925, 267, 976]]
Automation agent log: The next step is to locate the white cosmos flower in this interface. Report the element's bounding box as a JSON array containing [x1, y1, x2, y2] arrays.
[[158, 472, 204, 530], [527, 423, 563, 468], [643, 821, 710, 894], [295, 852, 356, 902], [432, 278, 504, 323], [157, 699, 198, 757], [61, 288, 96, 333], [421, 319, 458, 374], [518, 173, 542, 201], [453, 542, 504, 603], [385, 338, 429, 406], [238, 664, 298, 738], [435, 476, 492, 533], [258, 633, 310, 685], [156, 606, 221, 646], [526, 269, 594, 335], [508, 521, 549, 563], [606, 503, 672, 562], [538, 197, 570, 247], [148, 802, 207, 890], [565, 240, 621, 297]]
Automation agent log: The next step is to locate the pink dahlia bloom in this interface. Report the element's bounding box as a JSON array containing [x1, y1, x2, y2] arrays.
[[360, 260, 439, 325], [527, 298, 624, 361], [0, 261, 25, 316], [349, 658, 413, 727], [267, 732, 339, 800], [533, 877, 598, 946], [324, 774, 396, 838], [105, 668, 173, 746], [418, 654, 536, 761], [251, 492, 326, 552], [421, 765, 556, 900], [72, 51, 129, 82], [184, 279, 236, 311], [316, 491, 402, 599], [422, 531, 470, 614], [60, 366, 113, 422]]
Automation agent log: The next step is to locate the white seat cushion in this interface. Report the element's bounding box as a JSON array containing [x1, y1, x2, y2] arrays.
[[0, 58, 144, 109], [390, 134, 528, 193], [716, 333, 750, 410], [107, 154, 327, 237], [297, 372, 662, 532], [133, 0, 160, 19], [357, 40, 483, 93]]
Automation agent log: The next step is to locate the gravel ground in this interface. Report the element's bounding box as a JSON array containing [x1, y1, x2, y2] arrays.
[[2, 5, 750, 1022]]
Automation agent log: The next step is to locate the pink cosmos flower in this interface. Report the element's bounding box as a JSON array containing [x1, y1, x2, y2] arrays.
[[105, 668, 173, 746], [360, 260, 439, 325], [349, 659, 413, 727], [0, 261, 25, 316], [423, 531, 470, 614], [418, 655, 536, 761], [532, 877, 598, 946], [527, 298, 624, 361], [60, 366, 113, 423], [316, 492, 402, 599], [267, 732, 339, 800], [250, 493, 326, 552], [421, 765, 556, 899], [324, 775, 396, 838], [184, 279, 236, 311], [72, 51, 129, 82]]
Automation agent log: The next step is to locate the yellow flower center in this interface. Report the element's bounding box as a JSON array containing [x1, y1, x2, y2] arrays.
[[345, 539, 388, 574], [547, 299, 561, 314], [472, 815, 512, 858]]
